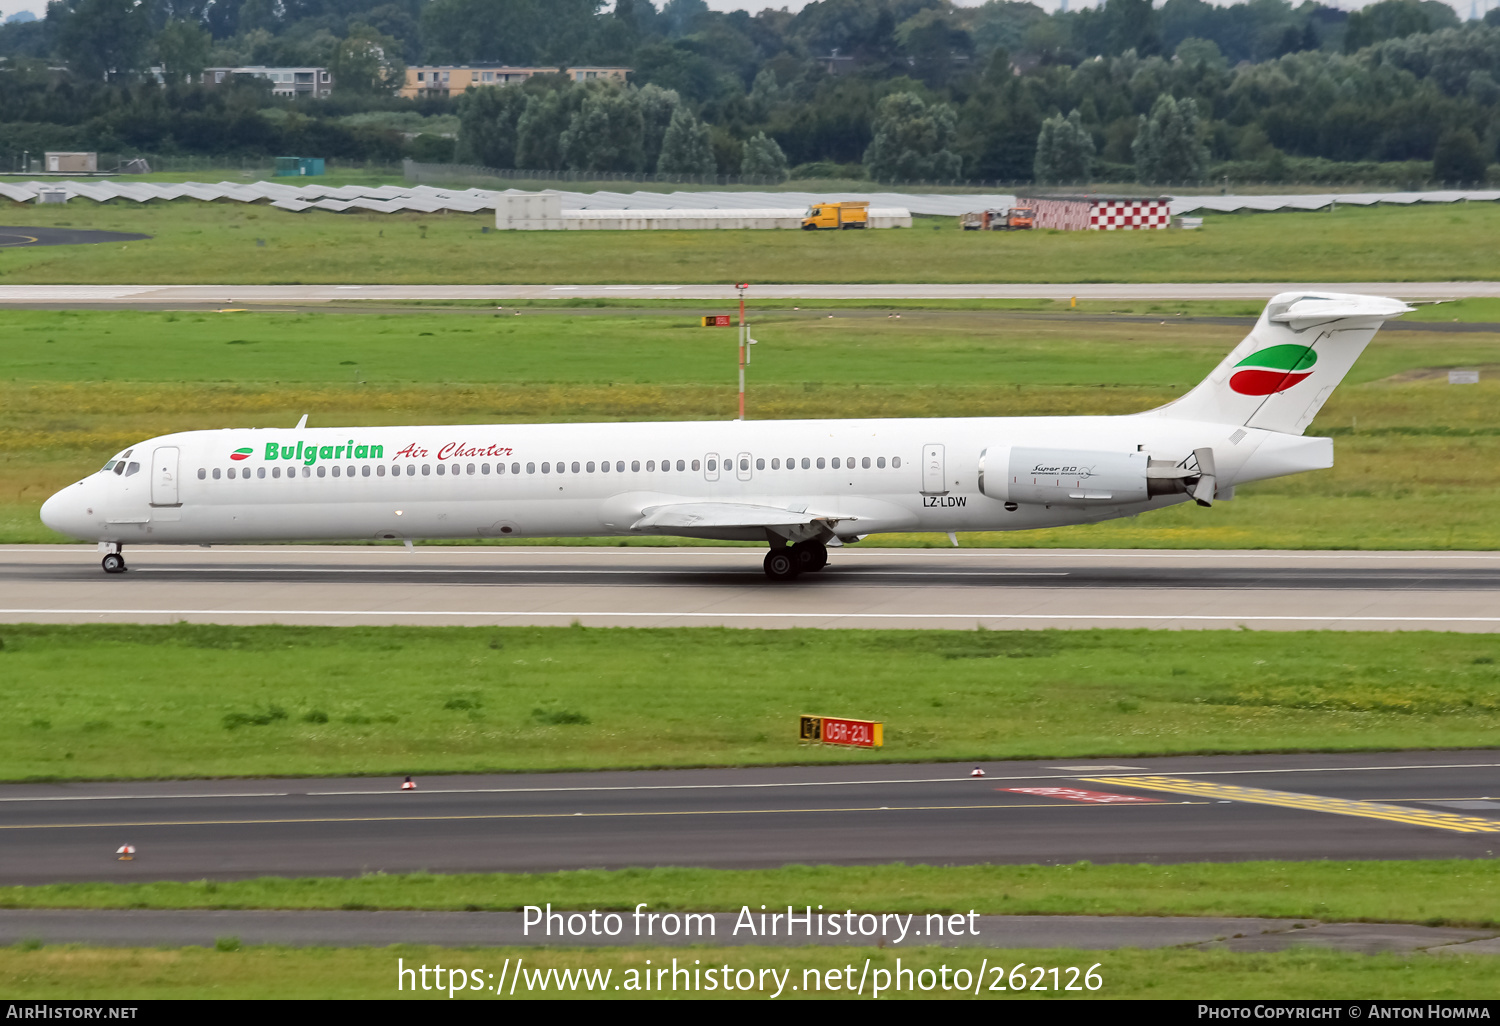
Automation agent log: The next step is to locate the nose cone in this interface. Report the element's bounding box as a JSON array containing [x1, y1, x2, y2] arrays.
[[40, 481, 94, 540]]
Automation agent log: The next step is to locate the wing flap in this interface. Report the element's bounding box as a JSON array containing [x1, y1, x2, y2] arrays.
[[631, 502, 852, 531]]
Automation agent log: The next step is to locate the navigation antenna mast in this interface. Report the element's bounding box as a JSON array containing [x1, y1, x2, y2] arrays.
[[735, 282, 757, 420]]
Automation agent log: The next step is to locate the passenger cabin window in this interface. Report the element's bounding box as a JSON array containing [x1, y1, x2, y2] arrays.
[[631, 460, 640, 472], [893, 456, 902, 467], [213, 468, 221, 480], [422, 465, 432, 476], [197, 468, 206, 480], [877, 457, 886, 468], [436, 464, 446, 476]]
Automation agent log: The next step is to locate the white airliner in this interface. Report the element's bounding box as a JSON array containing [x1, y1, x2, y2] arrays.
[[42, 292, 1410, 579]]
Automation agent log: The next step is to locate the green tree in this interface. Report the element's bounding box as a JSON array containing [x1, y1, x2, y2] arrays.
[[515, 87, 575, 171], [331, 23, 404, 96], [740, 130, 789, 182], [154, 19, 212, 84], [1345, 0, 1457, 53], [638, 83, 680, 171], [1132, 93, 1208, 184], [560, 85, 646, 173], [863, 91, 963, 183], [1033, 109, 1095, 184], [1432, 128, 1487, 184], [656, 106, 715, 175], [50, 0, 153, 81], [457, 84, 531, 167]]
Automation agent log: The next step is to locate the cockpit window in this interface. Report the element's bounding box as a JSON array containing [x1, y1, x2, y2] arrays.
[[121, 449, 132, 459], [102, 460, 117, 472], [113, 462, 126, 475], [124, 462, 141, 477]]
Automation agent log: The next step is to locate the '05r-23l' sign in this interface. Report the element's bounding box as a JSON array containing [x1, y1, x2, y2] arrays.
[[800, 715, 883, 748]]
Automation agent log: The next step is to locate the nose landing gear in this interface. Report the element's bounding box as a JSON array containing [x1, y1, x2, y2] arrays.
[[101, 545, 126, 574], [762, 540, 828, 580]]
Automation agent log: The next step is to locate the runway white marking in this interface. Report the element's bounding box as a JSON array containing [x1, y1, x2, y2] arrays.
[[5, 762, 1495, 803], [8, 608, 1500, 625], [121, 568, 1071, 578]]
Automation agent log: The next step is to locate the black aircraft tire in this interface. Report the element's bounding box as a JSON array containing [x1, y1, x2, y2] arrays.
[[101, 552, 126, 574], [763, 549, 800, 580], [792, 540, 828, 572]]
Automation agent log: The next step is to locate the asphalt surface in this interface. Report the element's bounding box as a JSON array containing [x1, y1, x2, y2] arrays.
[[0, 282, 1496, 305], [5, 909, 1499, 954], [0, 226, 150, 247], [10, 545, 1500, 631], [1, 753, 1496, 887]]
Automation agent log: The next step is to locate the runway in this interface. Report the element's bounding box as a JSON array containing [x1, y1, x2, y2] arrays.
[[0, 281, 1496, 305], [8, 545, 1500, 631], [1, 752, 1496, 886]]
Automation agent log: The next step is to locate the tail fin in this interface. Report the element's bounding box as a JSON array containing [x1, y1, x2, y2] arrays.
[[1154, 292, 1412, 435]]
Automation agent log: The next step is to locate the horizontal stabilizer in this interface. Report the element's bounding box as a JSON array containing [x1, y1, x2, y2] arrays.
[[1153, 291, 1413, 435], [631, 502, 853, 532]]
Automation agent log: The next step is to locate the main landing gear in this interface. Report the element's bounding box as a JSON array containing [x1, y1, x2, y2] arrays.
[[763, 540, 828, 580], [101, 545, 126, 574]]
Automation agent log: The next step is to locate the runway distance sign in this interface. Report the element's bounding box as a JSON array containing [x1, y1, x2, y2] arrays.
[[701, 315, 732, 326], [800, 714, 883, 748]]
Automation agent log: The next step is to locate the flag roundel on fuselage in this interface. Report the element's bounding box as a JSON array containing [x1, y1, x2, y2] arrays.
[[1229, 344, 1318, 396]]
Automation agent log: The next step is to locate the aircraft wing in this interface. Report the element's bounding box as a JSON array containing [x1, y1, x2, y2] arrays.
[[630, 502, 853, 532]]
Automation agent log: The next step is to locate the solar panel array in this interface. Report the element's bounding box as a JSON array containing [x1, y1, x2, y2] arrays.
[[0, 179, 1492, 217]]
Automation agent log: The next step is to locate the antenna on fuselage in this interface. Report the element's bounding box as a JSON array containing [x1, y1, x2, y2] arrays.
[[295, 414, 308, 429]]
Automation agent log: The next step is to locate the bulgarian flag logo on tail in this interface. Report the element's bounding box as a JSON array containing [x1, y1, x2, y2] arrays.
[[1229, 344, 1318, 396], [229, 447, 253, 461]]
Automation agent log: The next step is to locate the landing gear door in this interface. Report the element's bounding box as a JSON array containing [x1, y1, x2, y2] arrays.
[[151, 446, 181, 507], [921, 443, 947, 495]]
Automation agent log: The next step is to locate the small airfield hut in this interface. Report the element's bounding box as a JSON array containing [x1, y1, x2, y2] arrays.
[[1023, 195, 1172, 231], [44, 152, 96, 174]]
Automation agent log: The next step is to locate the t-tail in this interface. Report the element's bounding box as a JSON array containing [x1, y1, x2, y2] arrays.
[[1153, 292, 1413, 434]]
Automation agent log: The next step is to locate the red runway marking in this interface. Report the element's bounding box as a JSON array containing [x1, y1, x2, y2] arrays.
[[1001, 787, 1165, 804]]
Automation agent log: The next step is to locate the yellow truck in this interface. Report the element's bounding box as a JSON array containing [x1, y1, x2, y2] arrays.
[[801, 201, 869, 230]]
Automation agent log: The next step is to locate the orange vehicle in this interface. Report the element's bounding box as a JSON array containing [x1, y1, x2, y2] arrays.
[[1005, 205, 1035, 229]]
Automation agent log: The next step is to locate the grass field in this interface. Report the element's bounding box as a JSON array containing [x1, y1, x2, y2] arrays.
[[7, 944, 1494, 1000], [0, 200, 1496, 284], [5, 861, 1494, 926], [6, 624, 1500, 780], [3, 307, 1498, 548]]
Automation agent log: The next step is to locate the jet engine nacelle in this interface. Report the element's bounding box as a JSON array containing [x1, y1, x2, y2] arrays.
[[980, 445, 1217, 506]]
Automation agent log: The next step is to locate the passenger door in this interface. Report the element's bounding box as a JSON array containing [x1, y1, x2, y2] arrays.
[[151, 446, 181, 506], [921, 443, 947, 496]]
